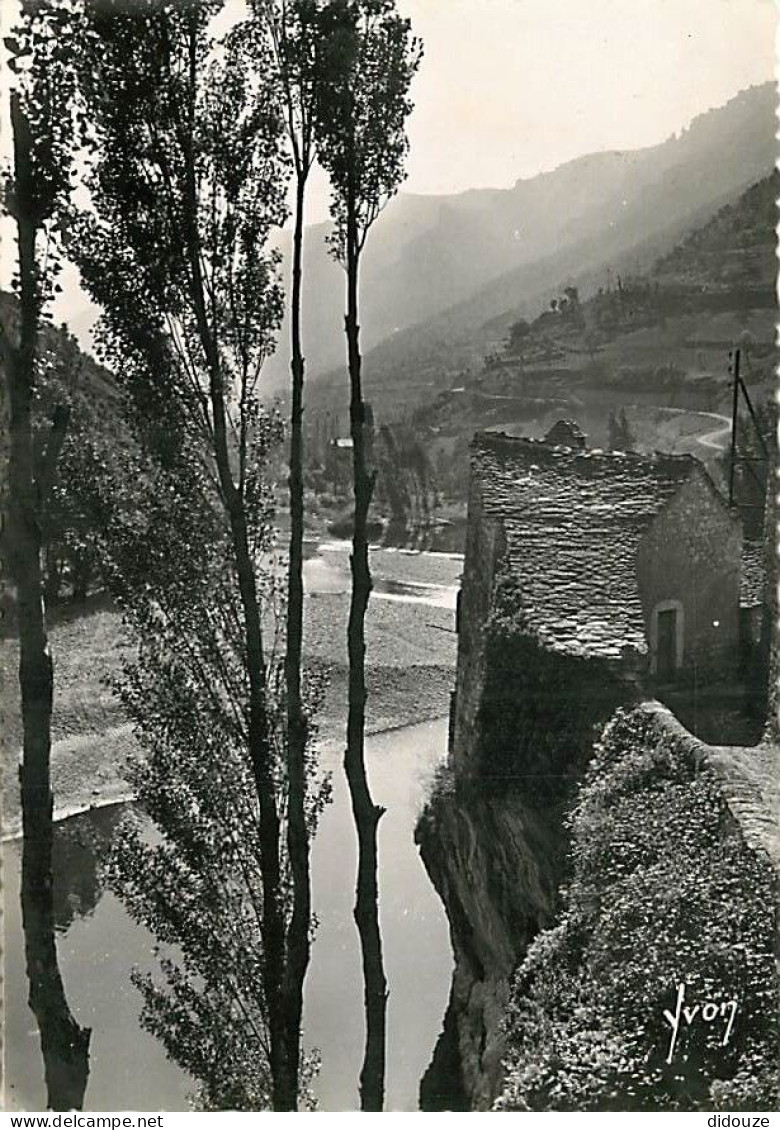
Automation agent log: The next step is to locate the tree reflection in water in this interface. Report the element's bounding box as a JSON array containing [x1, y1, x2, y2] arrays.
[[21, 806, 92, 1110], [51, 807, 124, 932]]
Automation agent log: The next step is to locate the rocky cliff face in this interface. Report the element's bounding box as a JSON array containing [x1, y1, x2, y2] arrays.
[[416, 786, 566, 1110]]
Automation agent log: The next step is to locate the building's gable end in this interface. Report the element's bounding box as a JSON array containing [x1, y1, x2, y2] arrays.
[[636, 470, 742, 677]]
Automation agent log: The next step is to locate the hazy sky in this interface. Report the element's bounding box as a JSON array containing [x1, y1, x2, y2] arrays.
[[399, 0, 775, 188], [298, 0, 778, 220], [0, 0, 776, 307], [2, 0, 776, 209]]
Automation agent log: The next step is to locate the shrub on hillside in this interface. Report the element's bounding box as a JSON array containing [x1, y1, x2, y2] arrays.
[[496, 707, 779, 1111]]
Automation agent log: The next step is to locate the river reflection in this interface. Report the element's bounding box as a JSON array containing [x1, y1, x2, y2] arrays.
[[49, 807, 124, 933], [3, 718, 453, 1111], [3, 809, 191, 1112]]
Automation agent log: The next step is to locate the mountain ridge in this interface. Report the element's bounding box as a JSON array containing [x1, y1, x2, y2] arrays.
[[271, 80, 775, 409]]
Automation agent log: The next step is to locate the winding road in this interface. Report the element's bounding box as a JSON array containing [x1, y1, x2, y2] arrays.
[[695, 412, 732, 452]]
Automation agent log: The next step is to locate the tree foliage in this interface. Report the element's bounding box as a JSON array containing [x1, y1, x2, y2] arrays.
[[3, 0, 80, 306], [91, 417, 329, 1110], [67, 0, 327, 1107], [250, 0, 320, 180], [375, 422, 436, 529], [314, 0, 422, 258]]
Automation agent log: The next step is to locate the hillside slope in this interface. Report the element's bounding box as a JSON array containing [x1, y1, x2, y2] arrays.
[[654, 171, 778, 290], [302, 83, 775, 414], [389, 171, 776, 509]]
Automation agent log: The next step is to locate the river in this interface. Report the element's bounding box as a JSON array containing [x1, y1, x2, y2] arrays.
[[2, 540, 460, 1112], [302, 538, 461, 610]]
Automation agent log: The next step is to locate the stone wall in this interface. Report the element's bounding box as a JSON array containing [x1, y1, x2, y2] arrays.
[[641, 700, 780, 877], [636, 467, 742, 677], [451, 476, 505, 776], [473, 578, 636, 798]]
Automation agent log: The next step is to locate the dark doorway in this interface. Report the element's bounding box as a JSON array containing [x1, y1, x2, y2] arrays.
[[657, 608, 678, 682]]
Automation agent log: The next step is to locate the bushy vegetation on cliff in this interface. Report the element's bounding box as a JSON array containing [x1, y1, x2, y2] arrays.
[[496, 706, 779, 1112]]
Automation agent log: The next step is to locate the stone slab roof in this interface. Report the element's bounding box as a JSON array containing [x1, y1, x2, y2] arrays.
[[740, 538, 765, 609], [472, 431, 718, 660]]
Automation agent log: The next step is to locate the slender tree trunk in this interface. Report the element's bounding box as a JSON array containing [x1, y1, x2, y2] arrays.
[[196, 253, 290, 1114], [343, 203, 388, 1113], [229, 506, 290, 1112], [180, 30, 289, 1107], [7, 92, 90, 1112], [279, 171, 311, 1110], [43, 545, 62, 605]]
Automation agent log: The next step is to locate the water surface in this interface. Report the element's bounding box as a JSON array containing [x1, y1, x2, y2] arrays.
[[2, 718, 452, 1112]]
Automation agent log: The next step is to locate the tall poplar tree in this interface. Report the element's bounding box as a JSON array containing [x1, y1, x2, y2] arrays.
[[69, 0, 318, 1107], [249, 0, 320, 1093], [1, 2, 91, 1109], [313, 0, 421, 1110]]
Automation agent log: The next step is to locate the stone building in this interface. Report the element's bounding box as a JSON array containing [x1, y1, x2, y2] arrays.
[[451, 424, 743, 775], [323, 403, 375, 489]]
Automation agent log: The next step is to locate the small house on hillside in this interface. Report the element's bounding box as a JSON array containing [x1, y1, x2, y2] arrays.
[[323, 404, 376, 488], [451, 423, 744, 776]]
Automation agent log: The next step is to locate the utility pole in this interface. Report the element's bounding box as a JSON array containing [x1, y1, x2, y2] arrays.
[[728, 348, 740, 507], [728, 346, 769, 515]]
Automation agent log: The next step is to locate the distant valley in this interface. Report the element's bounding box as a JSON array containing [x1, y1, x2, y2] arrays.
[[264, 81, 776, 419]]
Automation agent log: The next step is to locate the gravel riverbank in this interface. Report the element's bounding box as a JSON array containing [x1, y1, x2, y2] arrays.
[[1, 578, 457, 838]]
